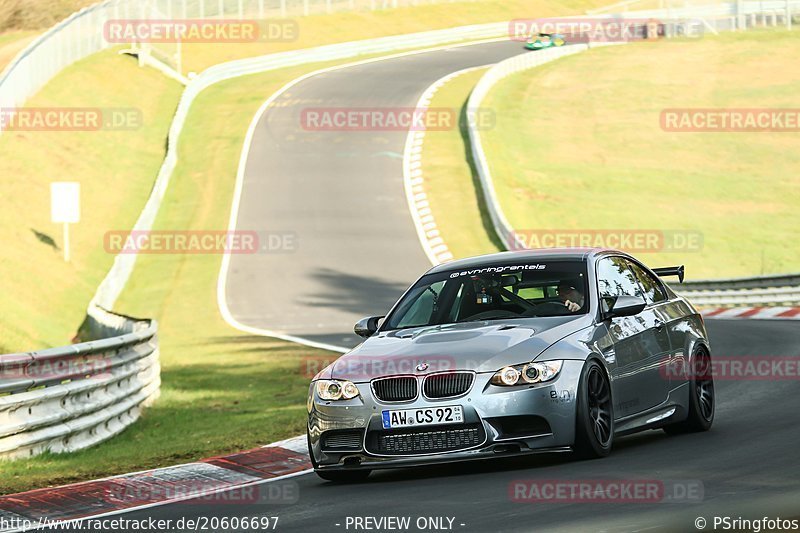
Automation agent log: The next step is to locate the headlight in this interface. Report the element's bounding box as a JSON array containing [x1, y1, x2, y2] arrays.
[[490, 361, 563, 386], [315, 379, 360, 400]]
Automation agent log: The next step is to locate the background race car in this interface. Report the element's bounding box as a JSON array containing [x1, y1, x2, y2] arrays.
[[525, 32, 567, 50]]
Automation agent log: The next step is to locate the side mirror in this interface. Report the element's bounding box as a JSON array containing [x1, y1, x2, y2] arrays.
[[354, 316, 384, 338], [605, 295, 647, 319]]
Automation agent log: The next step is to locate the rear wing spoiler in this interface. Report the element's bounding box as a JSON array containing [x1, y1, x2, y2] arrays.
[[653, 265, 685, 283]]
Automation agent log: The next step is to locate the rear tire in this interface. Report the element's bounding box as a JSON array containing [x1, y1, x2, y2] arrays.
[[574, 360, 614, 459], [664, 347, 714, 434]]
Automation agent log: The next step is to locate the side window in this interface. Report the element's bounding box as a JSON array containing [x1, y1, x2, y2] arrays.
[[629, 262, 667, 304], [596, 257, 643, 312]]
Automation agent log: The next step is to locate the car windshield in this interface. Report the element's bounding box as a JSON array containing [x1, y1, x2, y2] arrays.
[[383, 260, 589, 330]]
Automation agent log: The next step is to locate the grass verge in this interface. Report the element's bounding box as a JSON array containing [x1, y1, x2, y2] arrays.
[[426, 30, 800, 278], [0, 50, 182, 354], [0, 0, 615, 493], [0, 30, 37, 70], [1, 50, 421, 493], [421, 67, 502, 259]]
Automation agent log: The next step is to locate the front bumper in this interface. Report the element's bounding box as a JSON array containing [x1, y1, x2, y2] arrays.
[[307, 360, 583, 471]]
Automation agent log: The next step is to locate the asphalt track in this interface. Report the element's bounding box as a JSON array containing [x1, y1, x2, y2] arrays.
[[116, 321, 800, 532], [223, 40, 526, 348], [128, 42, 799, 531]]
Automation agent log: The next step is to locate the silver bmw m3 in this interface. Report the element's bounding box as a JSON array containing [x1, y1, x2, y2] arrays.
[[307, 248, 714, 482]]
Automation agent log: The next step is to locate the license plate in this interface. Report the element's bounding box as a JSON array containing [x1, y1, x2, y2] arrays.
[[381, 405, 463, 429]]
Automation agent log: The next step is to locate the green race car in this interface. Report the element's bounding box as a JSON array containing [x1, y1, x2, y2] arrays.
[[525, 32, 567, 50]]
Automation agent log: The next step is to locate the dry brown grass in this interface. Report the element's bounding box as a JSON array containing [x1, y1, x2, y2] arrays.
[[0, 0, 95, 32]]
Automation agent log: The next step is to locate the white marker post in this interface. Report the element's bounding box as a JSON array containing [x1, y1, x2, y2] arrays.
[[50, 182, 81, 262]]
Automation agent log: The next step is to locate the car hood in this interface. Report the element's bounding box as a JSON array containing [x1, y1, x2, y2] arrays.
[[330, 315, 592, 381]]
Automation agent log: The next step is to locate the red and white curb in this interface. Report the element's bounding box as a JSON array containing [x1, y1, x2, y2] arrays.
[[701, 307, 800, 320], [403, 66, 489, 267], [0, 436, 310, 531]]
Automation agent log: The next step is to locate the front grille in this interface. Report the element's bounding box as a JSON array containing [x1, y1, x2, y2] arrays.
[[321, 430, 364, 451], [366, 424, 484, 455], [371, 376, 417, 402], [423, 372, 474, 399]]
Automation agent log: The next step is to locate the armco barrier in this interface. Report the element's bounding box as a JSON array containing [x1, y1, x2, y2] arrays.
[[679, 274, 800, 306], [0, 305, 159, 460], [1, 18, 511, 460], [465, 4, 799, 307], [0, 0, 500, 127], [1, 2, 795, 461]]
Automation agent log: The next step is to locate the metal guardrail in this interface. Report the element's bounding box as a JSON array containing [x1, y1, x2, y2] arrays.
[[0, 18, 510, 462], [0, 306, 159, 460], [2, 0, 795, 463], [0, 0, 498, 131], [681, 273, 800, 291], [675, 274, 800, 306]]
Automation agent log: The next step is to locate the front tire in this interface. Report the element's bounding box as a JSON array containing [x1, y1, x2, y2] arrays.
[[574, 360, 614, 459], [664, 347, 714, 434]]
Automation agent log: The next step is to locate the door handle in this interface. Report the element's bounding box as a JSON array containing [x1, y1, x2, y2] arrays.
[[654, 319, 665, 331]]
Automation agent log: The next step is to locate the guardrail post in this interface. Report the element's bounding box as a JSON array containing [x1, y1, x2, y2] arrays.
[[787, 0, 792, 28], [326, 0, 332, 13], [736, 0, 744, 29], [304, 0, 309, 16]]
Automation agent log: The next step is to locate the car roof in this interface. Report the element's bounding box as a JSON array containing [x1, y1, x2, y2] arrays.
[[425, 247, 624, 275]]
